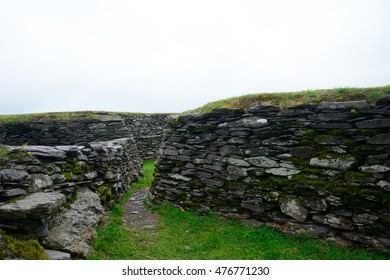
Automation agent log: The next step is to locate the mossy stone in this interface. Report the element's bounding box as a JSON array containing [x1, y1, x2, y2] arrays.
[[0, 229, 48, 260]]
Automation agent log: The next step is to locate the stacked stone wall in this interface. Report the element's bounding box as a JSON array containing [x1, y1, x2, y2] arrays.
[[151, 97, 390, 253], [0, 113, 169, 160], [0, 138, 142, 256]]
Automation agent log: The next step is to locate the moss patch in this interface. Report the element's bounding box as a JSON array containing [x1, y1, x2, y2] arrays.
[[63, 192, 78, 209], [0, 229, 48, 260], [61, 159, 89, 175], [0, 145, 33, 160], [97, 185, 113, 205]]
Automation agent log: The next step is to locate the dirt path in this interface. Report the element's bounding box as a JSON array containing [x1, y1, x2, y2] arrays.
[[122, 188, 160, 232]]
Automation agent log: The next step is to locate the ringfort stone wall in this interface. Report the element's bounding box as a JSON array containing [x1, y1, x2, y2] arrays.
[[0, 113, 168, 160], [0, 138, 142, 258], [0, 113, 168, 259], [151, 98, 390, 253]]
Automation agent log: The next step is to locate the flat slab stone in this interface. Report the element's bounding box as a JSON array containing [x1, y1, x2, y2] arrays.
[[25, 146, 66, 159], [265, 167, 301, 176], [247, 156, 279, 168], [0, 192, 66, 219], [0, 188, 27, 198], [312, 214, 354, 230], [236, 117, 269, 128], [309, 156, 356, 171], [367, 134, 390, 145], [44, 249, 71, 260], [0, 169, 28, 182], [359, 165, 390, 173], [228, 158, 250, 167], [317, 100, 368, 110], [355, 119, 390, 129]]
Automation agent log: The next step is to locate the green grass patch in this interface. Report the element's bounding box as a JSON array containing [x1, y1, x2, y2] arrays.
[[87, 160, 387, 260], [0, 144, 32, 160], [185, 85, 390, 114], [0, 145, 8, 158], [0, 111, 167, 124]]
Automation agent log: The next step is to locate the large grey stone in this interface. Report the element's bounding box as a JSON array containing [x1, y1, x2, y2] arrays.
[[0, 169, 28, 182], [265, 167, 300, 176], [355, 119, 390, 129], [359, 165, 390, 173], [309, 156, 356, 171], [236, 117, 268, 128], [0, 192, 66, 219], [288, 223, 330, 238], [312, 214, 354, 230], [279, 197, 308, 222], [227, 158, 250, 167], [244, 146, 273, 156], [317, 100, 368, 110], [341, 232, 390, 250], [367, 134, 390, 145], [0, 188, 27, 198], [352, 212, 379, 225], [28, 174, 53, 192], [25, 146, 66, 159], [44, 188, 104, 257], [309, 112, 350, 122], [377, 180, 390, 192], [247, 156, 279, 168], [44, 249, 71, 260]]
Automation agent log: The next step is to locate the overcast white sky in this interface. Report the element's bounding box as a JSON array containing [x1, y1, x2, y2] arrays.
[[0, 0, 389, 114]]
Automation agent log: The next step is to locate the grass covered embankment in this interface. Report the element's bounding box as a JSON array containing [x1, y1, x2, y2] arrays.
[[186, 85, 390, 114]]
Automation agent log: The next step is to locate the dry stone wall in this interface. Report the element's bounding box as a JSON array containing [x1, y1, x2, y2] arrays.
[[123, 114, 170, 160], [151, 97, 390, 253], [0, 137, 142, 257], [0, 113, 169, 160]]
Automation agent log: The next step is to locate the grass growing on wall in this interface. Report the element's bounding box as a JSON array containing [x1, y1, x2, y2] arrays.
[[87, 160, 388, 260], [0, 111, 165, 124], [185, 85, 390, 114]]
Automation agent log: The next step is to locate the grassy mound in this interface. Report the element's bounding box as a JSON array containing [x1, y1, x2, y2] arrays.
[[186, 85, 390, 114]]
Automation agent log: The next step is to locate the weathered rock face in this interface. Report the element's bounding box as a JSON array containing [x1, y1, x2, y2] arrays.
[[43, 188, 104, 257], [151, 98, 390, 253], [0, 137, 143, 258], [0, 192, 66, 220]]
